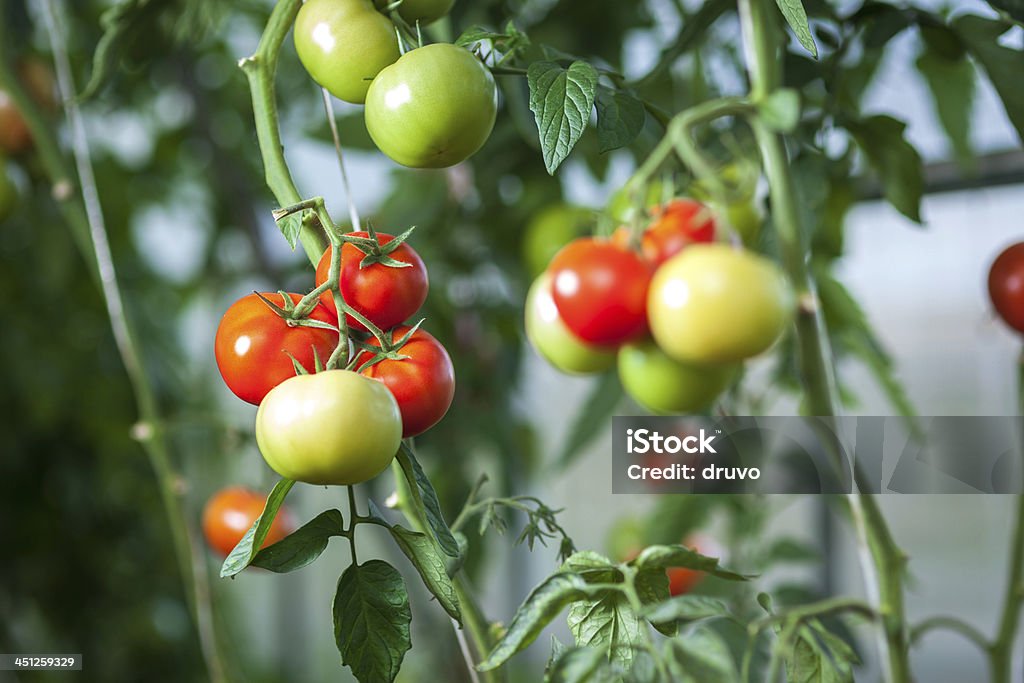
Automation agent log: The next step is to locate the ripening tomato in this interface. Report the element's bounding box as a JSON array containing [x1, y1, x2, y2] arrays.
[[989, 242, 1024, 333], [0, 59, 56, 154], [356, 326, 455, 437], [525, 273, 616, 374], [549, 238, 652, 346], [202, 487, 296, 557], [617, 339, 736, 414], [256, 370, 402, 485], [647, 244, 794, 364], [293, 0, 401, 104], [612, 199, 715, 266], [214, 292, 338, 405], [668, 536, 722, 596], [364, 43, 497, 168], [315, 232, 428, 332]]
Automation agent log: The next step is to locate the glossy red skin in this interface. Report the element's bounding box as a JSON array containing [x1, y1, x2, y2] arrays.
[[214, 292, 338, 405], [989, 242, 1024, 333], [549, 238, 652, 345], [202, 487, 296, 557], [358, 326, 455, 437], [612, 199, 715, 266], [315, 232, 429, 332]]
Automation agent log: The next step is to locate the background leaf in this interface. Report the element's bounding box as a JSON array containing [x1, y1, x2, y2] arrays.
[[595, 87, 646, 153], [774, 0, 818, 57], [915, 29, 975, 167], [845, 115, 925, 222], [556, 371, 622, 469], [528, 61, 599, 174], [953, 15, 1024, 145]]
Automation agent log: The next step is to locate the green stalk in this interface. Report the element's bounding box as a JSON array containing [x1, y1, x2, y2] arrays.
[[238, 0, 326, 265], [989, 350, 1024, 682], [737, 1, 910, 681]]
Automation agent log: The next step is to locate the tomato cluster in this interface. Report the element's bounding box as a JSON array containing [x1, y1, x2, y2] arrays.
[[212, 230, 454, 493], [526, 199, 794, 414], [293, 0, 496, 168]]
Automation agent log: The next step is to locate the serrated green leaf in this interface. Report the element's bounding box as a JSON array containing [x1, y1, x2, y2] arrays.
[[986, 0, 1024, 23], [556, 371, 622, 470], [479, 573, 594, 671], [916, 33, 975, 168], [387, 524, 462, 622], [953, 15, 1024, 145], [782, 621, 857, 683], [275, 212, 304, 250], [528, 61, 599, 174], [632, 544, 752, 582], [595, 87, 646, 153], [635, 568, 675, 636], [220, 479, 295, 578], [845, 115, 924, 222], [759, 88, 801, 132], [251, 509, 344, 573], [333, 560, 411, 683], [640, 595, 730, 624], [567, 590, 645, 670], [545, 647, 620, 683], [455, 25, 510, 47], [562, 551, 621, 584], [775, 0, 818, 58], [396, 444, 460, 557], [665, 628, 740, 683]]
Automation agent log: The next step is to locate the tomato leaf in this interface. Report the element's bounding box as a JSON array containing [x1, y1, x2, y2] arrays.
[[220, 478, 295, 578], [595, 87, 646, 153], [640, 595, 730, 625], [634, 568, 675, 636], [915, 30, 975, 168], [985, 0, 1024, 23], [758, 88, 801, 133], [664, 628, 741, 683], [630, 544, 752, 582], [275, 211, 305, 251], [781, 621, 858, 683], [387, 524, 462, 622], [566, 589, 645, 670], [845, 115, 924, 223], [527, 61, 599, 174], [545, 647, 620, 683], [556, 371, 622, 470], [953, 15, 1024, 146], [774, 0, 818, 58], [333, 560, 412, 683], [478, 573, 595, 671], [396, 444, 460, 558], [250, 509, 344, 573]]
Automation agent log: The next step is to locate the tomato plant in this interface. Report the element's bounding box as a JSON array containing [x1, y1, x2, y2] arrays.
[[617, 339, 736, 414], [214, 292, 338, 405], [989, 242, 1024, 333], [256, 370, 402, 485], [548, 237, 652, 346], [202, 487, 296, 557], [525, 272, 616, 374], [647, 244, 794, 364], [364, 43, 497, 168], [314, 231, 428, 332], [293, 0, 400, 104], [356, 325, 455, 437]]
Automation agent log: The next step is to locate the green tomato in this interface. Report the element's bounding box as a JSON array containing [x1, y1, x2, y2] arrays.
[[0, 163, 16, 221], [618, 339, 737, 414], [525, 273, 615, 375], [522, 204, 592, 277], [294, 0, 401, 104], [364, 43, 497, 168], [374, 0, 454, 25], [256, 370, 402, 485], [647, 244, 794, 364]]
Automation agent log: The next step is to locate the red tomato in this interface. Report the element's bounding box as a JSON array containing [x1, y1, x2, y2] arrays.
[[202, 487, 296, 557], [612, 198, 715, 266], [357, 326, 455, 437], [548, 238, 652, 345], [214, 292, 338, 405], [667, 566, 703, 596], [989, 242, 1024, 333], [315, 232, 428, 332]]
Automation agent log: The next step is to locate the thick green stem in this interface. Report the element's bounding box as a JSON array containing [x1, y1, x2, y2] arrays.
[[737, 1, 910, 681], [989, 351, 1024, 682], [239, 0, 326, 265]]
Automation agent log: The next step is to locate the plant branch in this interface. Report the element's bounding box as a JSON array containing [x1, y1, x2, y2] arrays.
[[911, 616, 990, 652]]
